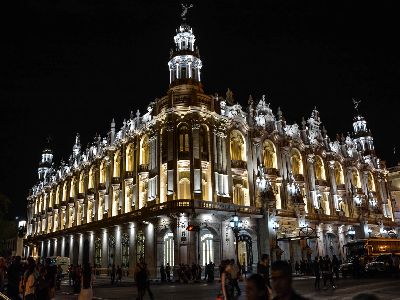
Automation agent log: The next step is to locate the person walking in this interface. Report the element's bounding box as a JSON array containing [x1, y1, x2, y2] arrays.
[[221, 260, 234, 300], [7, 256, 22, 300], [246, 273, 270, 300], [160, 264, 166, 283], [270, 260, 307, 300], [230, 259, 241, 296], [165, 263, 171, 282], [79, 263, 94, 300], [116, 266, 122, 284], [332, 255, 340, 280], [134, 260, 154, 300], [0, 257, 6, 293], [111, 264, 116, 285], [23, 258, 36, 300], [257, 254, 270, 288], [322, 256, 335, 289], [312, 257, 320, 289]]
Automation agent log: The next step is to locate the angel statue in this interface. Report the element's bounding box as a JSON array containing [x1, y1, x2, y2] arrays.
[[352, 98, 361, 113], [181, 3, 193, 21]]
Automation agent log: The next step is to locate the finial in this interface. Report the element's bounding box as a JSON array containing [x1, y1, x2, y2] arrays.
[[277, 107, 282, 119], [130, 111, 134, 120], [181, 3, 193, 22], [248, 94, 253, 106], [352, 98, 361, 114]]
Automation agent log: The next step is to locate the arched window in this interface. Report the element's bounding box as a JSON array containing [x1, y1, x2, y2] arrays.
[[126, 144, 134, 171], [230, 130, 246, 161], [94, 238, 102, 268], [334, 162, 344, 185], [55, 186, 60, 205], [161, 129, 168, 163], [62, 182, 68, 202], [69, 178, 75, 198], [290, 149, 303, 175], [262, 140, 277, 168], [113, 150, 121, 177], [108, 235, 116, 266], [201, 231, 214, 266], [136, 231, 145, 262], [121, 233, 129, 269], [100, 161, 106, 184], [140, 135, 149, 165], [352, 169, 361, 188], [199, 125, 209, 161], [88, 167, 95, 189], [178, 125, 190, 159], [79, 172, 85, 194], [163, 232, 174, 267], [368, 172, 376, 191], [178, 176, 191, 199], [315, 156, 326, 180], [233, 184, 245, 206]]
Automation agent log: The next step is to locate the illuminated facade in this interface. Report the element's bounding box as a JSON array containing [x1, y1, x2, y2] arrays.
[[26, 15, 398, 276]]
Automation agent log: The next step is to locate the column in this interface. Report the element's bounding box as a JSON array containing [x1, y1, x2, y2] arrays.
[[307, 154, 317, 209], [328, 161, 339, 211]]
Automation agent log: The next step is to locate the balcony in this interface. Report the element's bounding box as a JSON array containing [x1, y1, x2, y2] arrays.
[[294, 174, 304, 182], [125, 171, 135, 179], [68, 197, 75, 204], [231, 160, 247, 169], [315, 179, 328, 186], [111, 177, 120, 185], [138, 164, 149, 173], [265, 168, 279, 176]]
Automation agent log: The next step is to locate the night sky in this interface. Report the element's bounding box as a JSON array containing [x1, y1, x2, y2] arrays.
[[2, 1, 399, 218]]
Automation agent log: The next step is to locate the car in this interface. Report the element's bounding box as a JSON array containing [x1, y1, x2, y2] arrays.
[[339, 258, 354, 278], [365, 254, 395, 275]]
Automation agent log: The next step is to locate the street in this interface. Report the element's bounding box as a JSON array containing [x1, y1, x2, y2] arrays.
[[57, 276, 400, 300]]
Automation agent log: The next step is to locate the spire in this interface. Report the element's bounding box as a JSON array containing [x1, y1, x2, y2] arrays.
[[351, 99, 375, 155], [168, 4, 202, 87], [73, 133, 81, 157], [38, 137, 54, 181]]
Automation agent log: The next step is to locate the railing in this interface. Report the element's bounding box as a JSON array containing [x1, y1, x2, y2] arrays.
[[231, 160, 247, 169]]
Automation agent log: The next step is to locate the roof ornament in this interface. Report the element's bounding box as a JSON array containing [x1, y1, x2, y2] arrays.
[[181, 3, 193, 22], [352, 98, 361, 113]]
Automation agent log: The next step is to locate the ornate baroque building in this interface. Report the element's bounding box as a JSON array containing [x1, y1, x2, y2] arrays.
[[26, 14, 398, 276]]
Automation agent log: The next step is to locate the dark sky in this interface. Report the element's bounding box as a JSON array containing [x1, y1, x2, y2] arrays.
[[1, 0, 400, 218]]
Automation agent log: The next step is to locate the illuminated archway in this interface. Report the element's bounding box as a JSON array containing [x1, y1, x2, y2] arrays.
[[290, 149, 303, 175], [230, 130, 246, 161], [262, 140, 277, 168], [315, 156, 326, 180], [334, 162, 344, 185], [140, 135, 149, 165]]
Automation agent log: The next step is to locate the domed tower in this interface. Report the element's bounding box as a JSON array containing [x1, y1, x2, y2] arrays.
[[38, 138, 53, 181], [352, 99, 375, 155], [168, 4, 202, 87]]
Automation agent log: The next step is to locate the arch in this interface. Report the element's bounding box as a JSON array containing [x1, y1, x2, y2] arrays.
[[230, 130, 246, 161], [315, 156, 326, 180], [352, 169, 361, 188], [55, 185, 60, 205], [125, 143, 134, 171], [100, 160, 106, 184], [62, 182, 68, 202], [367, 171, 376, 191], [69, 178, 76, 198], [163, 232, 174, 266], [140, 135, 150, 165], [200, 229, 214, 266], [262, 140, 277, 169], [178, 124, 190, 159], [113, 150, 121, 177], [199, 125, 209, 161], [290, 149, 303, 175], [334, 162, 344, 185], [178, 177, 191, 199]]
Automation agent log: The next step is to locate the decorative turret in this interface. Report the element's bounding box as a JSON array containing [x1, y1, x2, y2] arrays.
[[38, 137, 53, 181], [351, 99, 375, 155], [168, 4, 202, 87]]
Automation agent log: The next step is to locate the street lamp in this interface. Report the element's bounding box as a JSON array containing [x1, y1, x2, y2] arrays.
[[229, 212, 243, 265]]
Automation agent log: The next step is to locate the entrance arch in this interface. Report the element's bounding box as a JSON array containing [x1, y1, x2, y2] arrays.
[[237, 234, 253, 268]]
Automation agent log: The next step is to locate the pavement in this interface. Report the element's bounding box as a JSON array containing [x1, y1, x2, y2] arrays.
[[56, 275, 400, 300]]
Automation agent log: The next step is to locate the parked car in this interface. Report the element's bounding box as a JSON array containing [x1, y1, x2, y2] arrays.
[[339, 257, 355, 278], [365, 254, 394, 275]]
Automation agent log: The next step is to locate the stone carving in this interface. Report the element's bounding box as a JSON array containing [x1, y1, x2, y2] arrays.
[[284, 124, 300, 138]]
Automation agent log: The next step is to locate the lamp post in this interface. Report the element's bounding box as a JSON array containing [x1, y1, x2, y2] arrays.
[[229, 211, 243, 265]]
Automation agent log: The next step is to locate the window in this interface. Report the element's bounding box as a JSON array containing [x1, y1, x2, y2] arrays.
[[94, 238, 102, 268], [201, 232, 214, 266], [163, 232, 174, 266], [291, 149, 303, 175], [121, 233, 129, 268], [108, 235, 116, 266], [199, 125, 209, 161], [230, 130, 245, 161], [136, 231, 145, 262], [263, 140, 277, 168], [178, 125, 190, 155]]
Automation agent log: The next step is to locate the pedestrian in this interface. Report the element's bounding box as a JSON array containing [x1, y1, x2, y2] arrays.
[[111, 264, 116, 285], [36, 266, 49, 300], [0, 257, 5, 293], [312, 257, 320, 289], [241, 263, 247, 279], [295, 261, 300, 275], [134, 260, 154, 300], [68, 264, 73, 286], [245, 273, 270, 300], [79, 263, 94, 300], [160, 264, 166, 283], [165, 263, 171, 282], [257, 253, 270, 288], [230, 259, 241, 296], [23, 258, 36, 300], [221, 260, 234, 300], [322, 255, 335, 289], [117, 265, 123, 283], [332, 255, 340, 280], [45, 257, 57, 299], [270, 260, 307, 300], [208, 261, 215, 282], [7, 256, 22, 300]]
